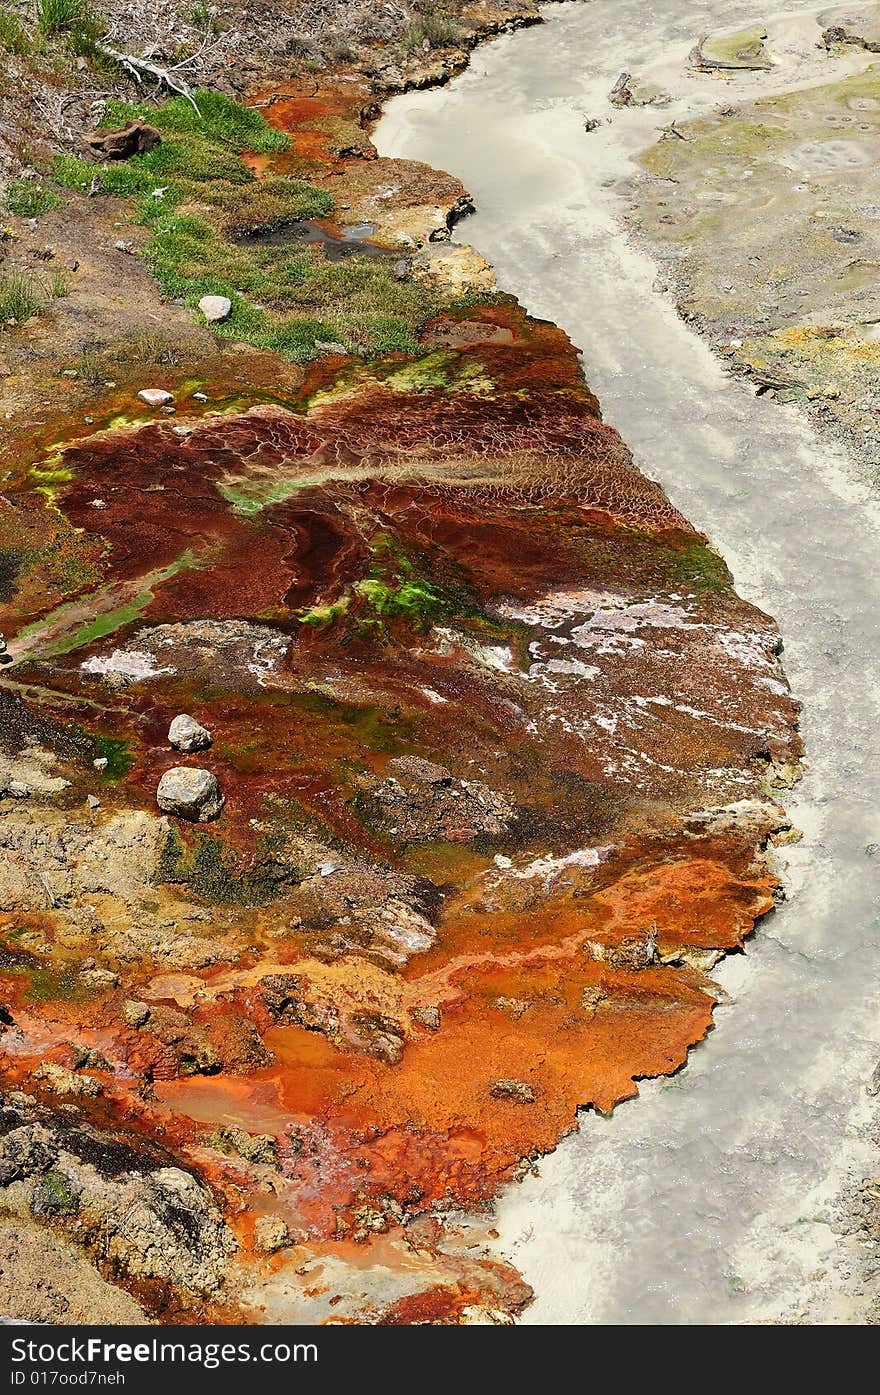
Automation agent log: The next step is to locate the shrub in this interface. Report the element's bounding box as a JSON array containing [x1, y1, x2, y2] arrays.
[[403, 6, 461, 51]]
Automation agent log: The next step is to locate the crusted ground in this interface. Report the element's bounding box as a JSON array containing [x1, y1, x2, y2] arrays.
[[627, 6, 880, 483]]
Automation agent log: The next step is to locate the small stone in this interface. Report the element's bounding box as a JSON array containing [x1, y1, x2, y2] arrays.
[[87, 795, 100, 810], [213, 1126, 279, 1168], [198, 294, 232, 323], [412, 1005, 441, 1031], [123, 999, 150, 1029], [2, 780, 30, 799], [489, 1078, 536, 1104], [157, 767, 225, 822], [137, 388, 174, 407], [34, 1061, 103, 1097], [93, 757, 108, 771], [80, 964, 119, 990], [192, 391, 208, 402], [254, 1214, 292, 1252], [168, 713, 212, 753], [393, 258, 410, 281], [86, 121, 160, 160]]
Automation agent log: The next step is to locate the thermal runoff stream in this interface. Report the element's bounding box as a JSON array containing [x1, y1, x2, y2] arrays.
[[378, 0, 880, 1325], [3, 0, 880, 1328]]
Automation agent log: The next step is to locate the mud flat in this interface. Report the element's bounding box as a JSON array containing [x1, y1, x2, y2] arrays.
[[379, 0, 880, 1324]]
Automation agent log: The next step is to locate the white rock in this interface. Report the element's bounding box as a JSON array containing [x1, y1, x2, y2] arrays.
[[157, 767, 224, 822], [137, 388, 173, 407], [198, 295, 232, 323], [168, 713, 212, 753]]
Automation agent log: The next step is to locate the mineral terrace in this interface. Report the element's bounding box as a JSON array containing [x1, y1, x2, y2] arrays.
[[0, 0, 801, 1324]]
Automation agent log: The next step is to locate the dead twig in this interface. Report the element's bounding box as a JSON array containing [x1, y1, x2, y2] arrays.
[[96, 43, 201, 112]]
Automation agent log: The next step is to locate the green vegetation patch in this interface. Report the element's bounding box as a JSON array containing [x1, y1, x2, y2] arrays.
[[0, 269, 41, 326], [157, 825, 301, 905], [48, 90, 450, 362], [403, 0, 462, 51], [0, 6, 29, 51], [5, 178, 62, 217]]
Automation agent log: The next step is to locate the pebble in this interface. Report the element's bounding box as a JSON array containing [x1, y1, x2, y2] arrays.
[[168, 713, 212, 753], [198, 294, 232, 323], [137, 388, 173, 407]]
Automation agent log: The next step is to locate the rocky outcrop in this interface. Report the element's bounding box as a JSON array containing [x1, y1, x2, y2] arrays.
[[0, 1095, 235, 1294], [85, 121, 161, 160]]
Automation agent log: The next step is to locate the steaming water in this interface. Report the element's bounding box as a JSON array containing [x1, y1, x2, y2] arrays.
[[377, 1, 880, 1323]]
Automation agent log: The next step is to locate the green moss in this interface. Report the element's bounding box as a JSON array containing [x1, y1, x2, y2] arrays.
[[31, 1168, 79, 1217], [157, 827, 299, 905], [5, 179, 62, 217], [48, 152, 95, 192]]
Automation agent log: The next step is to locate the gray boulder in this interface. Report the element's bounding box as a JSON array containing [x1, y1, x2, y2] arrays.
[[156, 767, 224, 822], [168, 713, 212, 753]]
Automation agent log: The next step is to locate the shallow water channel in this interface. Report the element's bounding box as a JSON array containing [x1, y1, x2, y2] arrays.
[[377, 0, 880, 1323]]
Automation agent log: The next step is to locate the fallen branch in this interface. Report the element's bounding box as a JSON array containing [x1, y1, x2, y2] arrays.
[[96, 44, 201, 112]]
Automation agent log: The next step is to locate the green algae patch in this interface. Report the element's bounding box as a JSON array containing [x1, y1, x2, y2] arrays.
[[659, 539, 733, 596], [12, 549, 204, 662], [157, 825, 301, 905], [294, 530, 483, 638], [92, 734, 135, 781]]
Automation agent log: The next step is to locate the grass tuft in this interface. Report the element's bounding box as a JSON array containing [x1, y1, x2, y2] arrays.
[[5, 178, 63, 217], [0, 6, 29, 51], [0, 269, 40, 325]]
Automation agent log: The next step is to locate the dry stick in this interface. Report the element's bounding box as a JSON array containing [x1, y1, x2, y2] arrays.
[[96, 44, 201, 112]]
